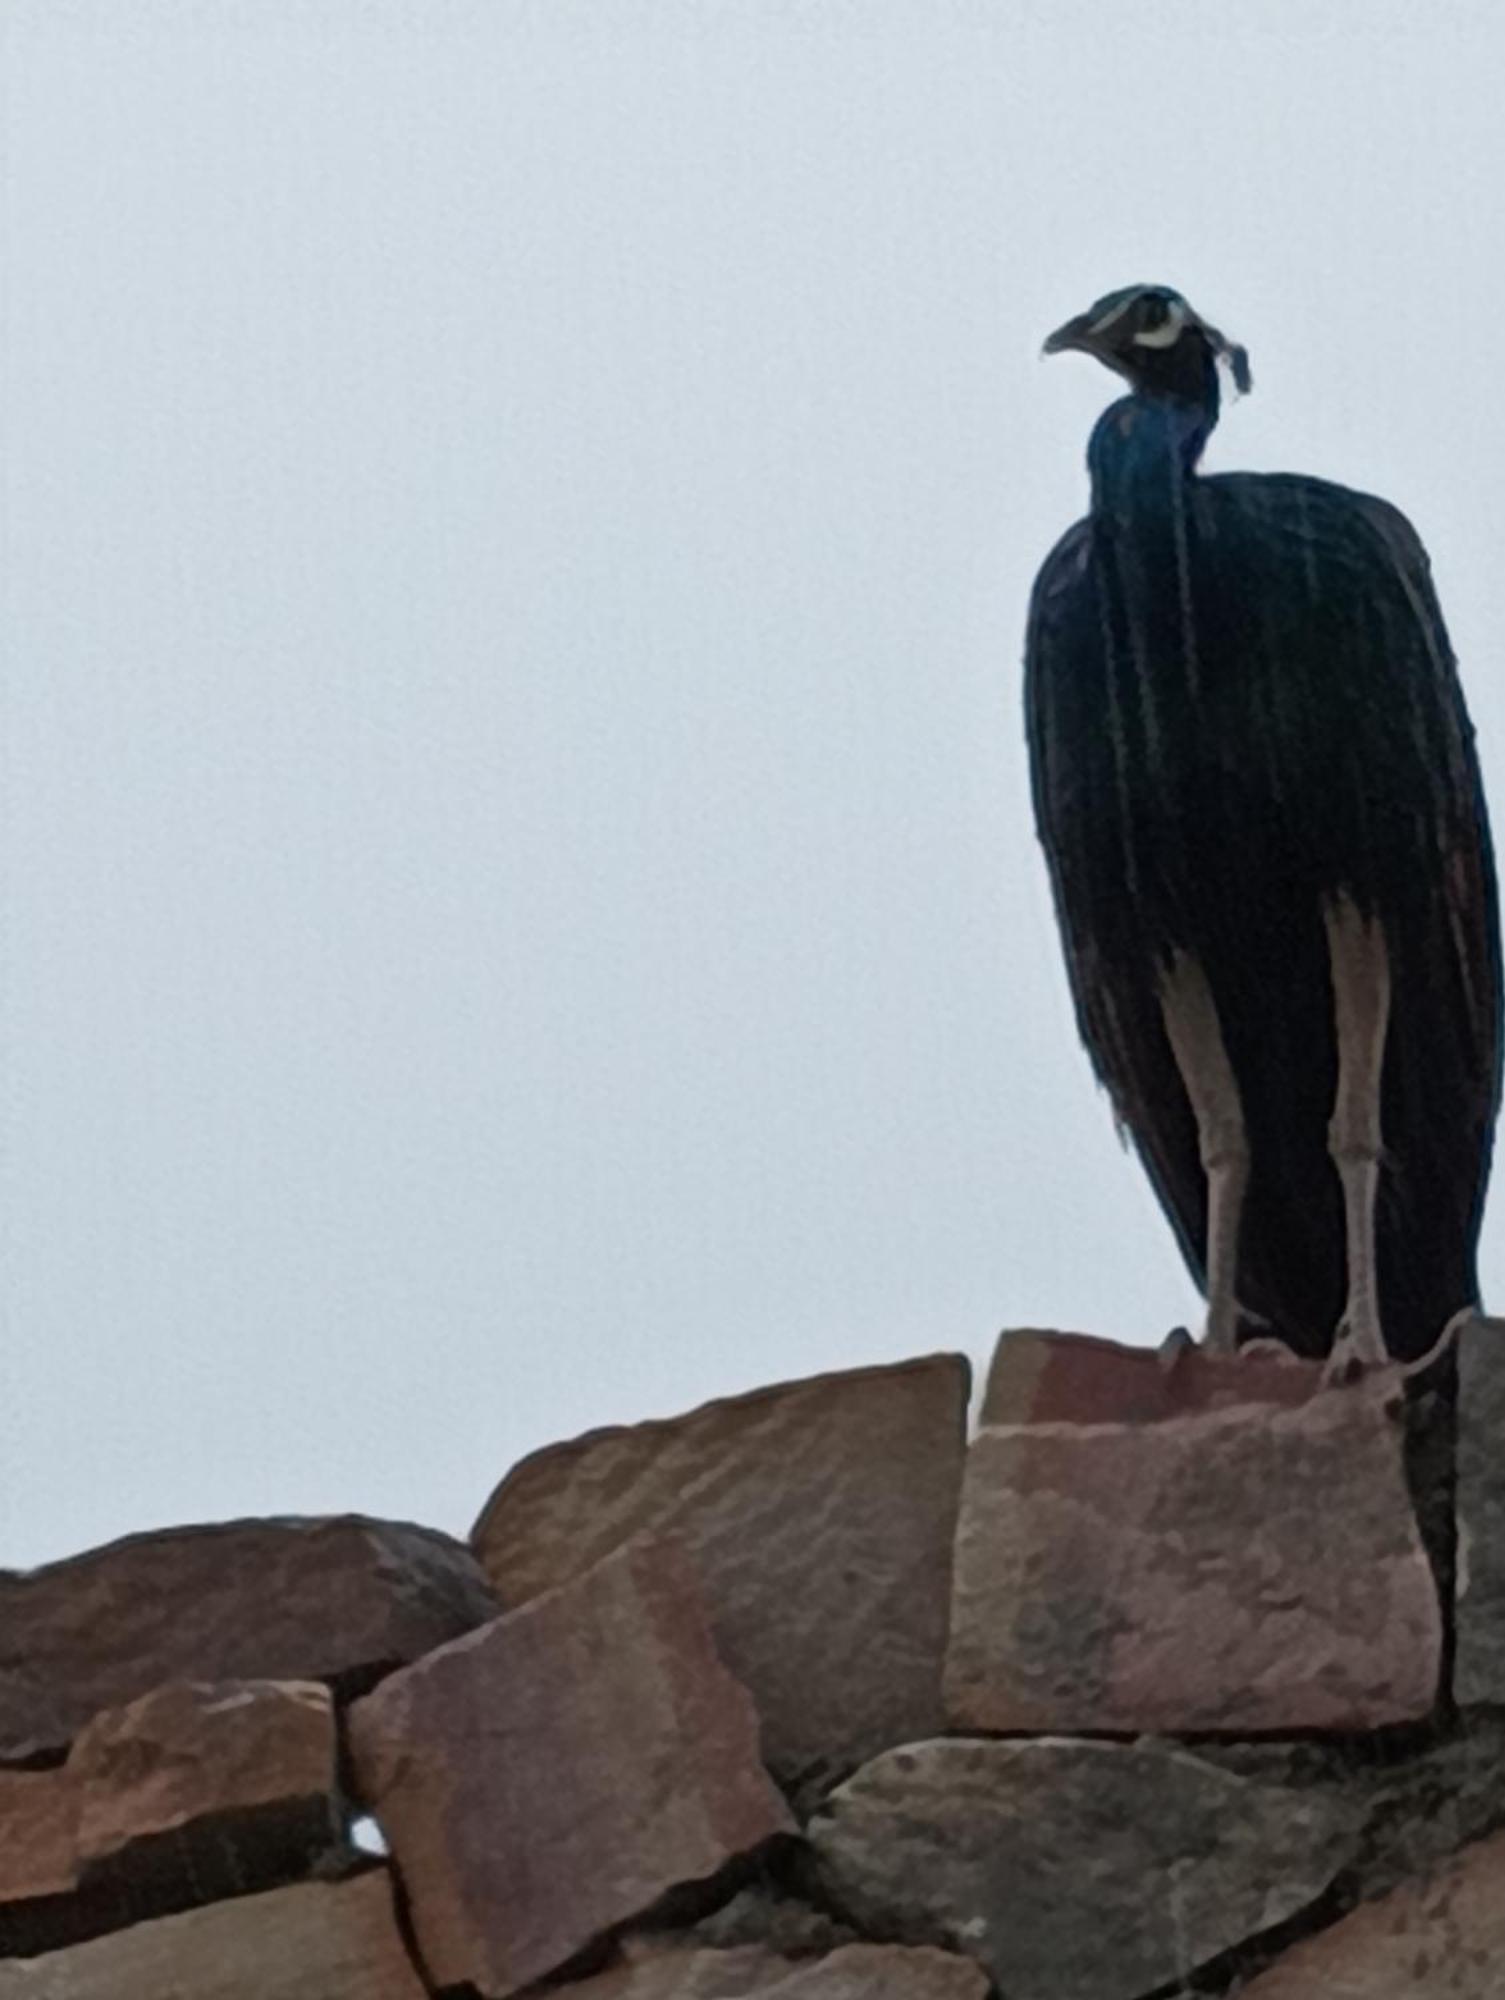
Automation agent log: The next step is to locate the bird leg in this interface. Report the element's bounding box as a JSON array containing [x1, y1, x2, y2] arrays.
[[1158, 949, 1250, 1354], [1323, 893, 1392, 1383]]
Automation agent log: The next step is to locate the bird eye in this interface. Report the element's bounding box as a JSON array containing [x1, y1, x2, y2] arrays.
[[1139, 294, 1170, 327]]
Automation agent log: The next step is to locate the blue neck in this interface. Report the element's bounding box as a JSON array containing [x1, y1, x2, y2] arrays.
[[1087, 394, 1214, 526]]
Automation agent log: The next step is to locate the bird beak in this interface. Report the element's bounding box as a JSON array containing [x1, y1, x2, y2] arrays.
[[1041, 312, 1100, 361]]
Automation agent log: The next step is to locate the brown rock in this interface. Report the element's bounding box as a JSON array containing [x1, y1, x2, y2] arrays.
[[1454, 1316, 1505, 1704], [557, 1944, 990, 1997], [807, 1736, 1358, 2000], [0, 1871, 425, 1997], [349, 1535, 793, 1998], [472, 1355, 968, 1799], [0, 1680, 346, 1959], [945, 1372, 1440, 1733], [979, 1325, 1320, 1426], [73, 1678, 340, 1882], [0, 1515, 498, 1762], [1239, 1826, 1505, 1997], [0, 1768, 77, 1905]]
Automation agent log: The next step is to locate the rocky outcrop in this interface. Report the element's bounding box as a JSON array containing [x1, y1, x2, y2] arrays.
[[0, 1872, 425, 1998], [472, 1354, 969, 1802], [945, 1365, 1440, 1734], [0, 1516, 497, 1763], [806, 1736, 1359, 2000], [4, 1326, 1505, 1994], [348, 1536, 793, 1997]]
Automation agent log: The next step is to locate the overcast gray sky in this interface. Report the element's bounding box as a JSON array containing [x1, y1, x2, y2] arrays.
[[4, 0, 1504, 1567]]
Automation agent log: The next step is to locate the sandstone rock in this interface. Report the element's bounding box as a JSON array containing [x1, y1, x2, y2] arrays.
[[348, 1535, 793, 1998], [0, 1517, 498, 1763], [806, 1736, 1359, 2000], [0, 1680, 346, 1959], [1238, 1826, 1505, 1997], [0, 1768, 90, 1959], [472, 1355, 967, 1802], [945, 1374, 1440, 1733], [1454, 1315, 1505, 1704], [0, 1871, 424, 1997], [0, 1769, 77, 1905], [72, 1678, 340, 1886], [979, 1325, 1319, 1427], [557, 1944, 990, 1998]]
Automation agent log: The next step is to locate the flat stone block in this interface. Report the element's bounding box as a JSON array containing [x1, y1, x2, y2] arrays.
[[980, 1325, 1320, 1427], [0, 1872, 425, 1998], [349, 1535, 793, 1998], [807, 1736, 1358, 2000], [472, 1355, 968, 1801], [0, 1517, 498, 1763], [945, 1358, 1440, 1734], [1240, 1824, 1505, 1996], [0, 1678, 345, 1959], [73, 1677, 340, 1881]]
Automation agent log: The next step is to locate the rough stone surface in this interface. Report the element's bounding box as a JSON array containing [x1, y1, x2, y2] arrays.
[[1238, 1826, 1505, 1997], [1454, 1315, 1505, 1704], [0, 1768, 77, 1905], [0, 1516, 498, 1762], [472, 1355, 968, 1800], [980, 1325, 1321, 1427], [0, 1871, 425, 1998], [72, 1677, 340, 1879], [945, 1375, 1441, 1733], [806, 1736, 1359, 2000], [0, 1680, 346, 1958], [349, 1535, 793, 1998], [557, 1944, 990, 1998], [670, 1884, 858, 1956]]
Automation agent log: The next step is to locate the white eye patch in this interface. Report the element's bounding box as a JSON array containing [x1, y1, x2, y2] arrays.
[[1131, 296, 1188, 348]]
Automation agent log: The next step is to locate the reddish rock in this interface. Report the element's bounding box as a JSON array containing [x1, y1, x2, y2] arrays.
[[0, 1870, 426, 1997], [1239, 1826, 1505, 1996], [945, 1371, 1440, 1733], [0, 1767, 77, 1905], [0, 1680, 345, 1958], [557, 1943, 990, 1997], [73, 1678, 340, 1879], [979, 1325, 1320, 1427], [0, 1516, 498, 1762], [348, 1535, 793, 1998], [472, 1355, 968, 1799]]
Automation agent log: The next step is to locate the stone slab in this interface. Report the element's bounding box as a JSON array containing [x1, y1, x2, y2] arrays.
[[0, 1769, 77, 1906], [349, 1535, 793, 1997], [807, 1736, 1359, 2000], [1239, 1825, 1505, 1997], [0, 1872, 425, 1997], [472, 1355, 968, 1802], [945, 1375, 1440, 1733], [979, 1326, 1321, 1427], [0, 1516, 498, 1763], [0, 1679, 345, 1959], [73, 1677, 340, 1884]]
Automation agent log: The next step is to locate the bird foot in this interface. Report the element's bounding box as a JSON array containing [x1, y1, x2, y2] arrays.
[[1157, 1324, 1196, 1373], [1398, 1307, 1478, 1383], [1156, 1307, 1292, 1373], [1322, 1313, 1389, 1388]]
